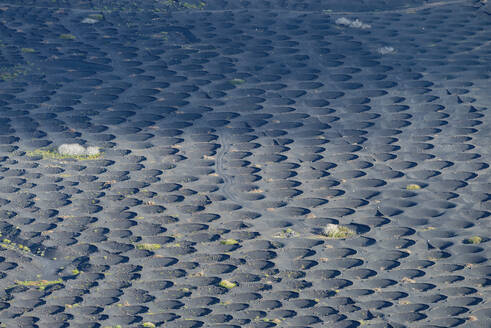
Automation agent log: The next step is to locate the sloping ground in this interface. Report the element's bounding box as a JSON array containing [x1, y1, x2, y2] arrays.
[[0, 0, 490, 327]]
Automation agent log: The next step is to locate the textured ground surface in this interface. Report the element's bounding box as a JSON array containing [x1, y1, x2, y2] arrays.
[[0, 0, 490, 327]]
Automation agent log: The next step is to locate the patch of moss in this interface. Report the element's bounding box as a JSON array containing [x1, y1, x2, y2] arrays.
[[136, 243, 161, 251], [21, 48, 35, 53], [89, 13, 104, 20], [153, 31, 169, 40], [220, 239, 239, 245], [0, 64, 28, 81], [181, 1, 206, 9], [16, 278, 63, 288], [1, 238, 33, 254], [229, 78, 245, 85], [466, 236, 482, 244], [406, 184, 421, 190], [161, 0, 205, 9], [143, 323, 156, 328], [273, 227, 297, 238], [26, 148, 102, 161], [219, 280, 236, 289], [59, 34, 76, 40]]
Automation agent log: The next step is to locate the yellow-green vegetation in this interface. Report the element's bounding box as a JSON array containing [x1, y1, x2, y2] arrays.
[[143, 323, 156, 328], [220, 239, 239, 245], [18, 244, 30, 251], [284, 227, 294, 235], [181, 1, 206, 9], [65, 303, 80, 309], [153, 31, 169, 40], [89, 13, 104, 20], [322, 224, 355, 239], [466, 236, 482, 244], [16, 278, 63, 289], [59, 34, 76, 40], [219, 280, 236, 289], [1, 238, 33, 254], [136, 243, 161, 251], [273, 227, 297, 238], [406, 184, 421, 190], [71, 269, 80, 275], [26, 148, 102, 161], [230, 78, 245, 85], [0, 65, 28, 81], [21, 48, 35, 53], [162, 0, 206, 9]]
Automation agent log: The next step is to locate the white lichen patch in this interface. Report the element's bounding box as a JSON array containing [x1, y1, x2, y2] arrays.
[[82, 14, 103, 24], [58, 143, 86, 156], [335, 17, 371, 29], [82, 18, 99, 24], [58, 144, 100, 156], [85, 146, 100, 156], [378, 46, 396, 55]]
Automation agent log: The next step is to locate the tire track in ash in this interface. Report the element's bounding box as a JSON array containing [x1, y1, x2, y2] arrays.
[[215, 132, 240, 205], [216, 131, 313, 236]]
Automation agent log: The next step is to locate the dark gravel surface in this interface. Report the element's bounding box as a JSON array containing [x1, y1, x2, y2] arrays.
[[0, 0, 490, 327]]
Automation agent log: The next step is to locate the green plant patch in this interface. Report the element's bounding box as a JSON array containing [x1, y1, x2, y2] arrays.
[[1, 238, 33, 254], [466, 236, 482, 244], [229, 78, 245, 85], [322, 224, 355, 239], [161, 0, 206, 9], [89, 13, 104, 20], [220, 239, 239, 245], [16, 278, 63, 288], [181, 1, 206, 9], [0, 64, 28, 81], [21, 48, 35, 53], [406, 184, 421, 190], [59, 34, 76, 40], [219, 280, 236, 289], [136, 243, 161, 250], [273, 227, 297, 238]]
